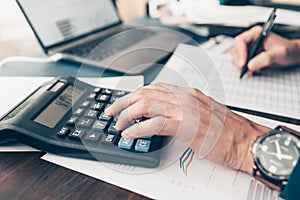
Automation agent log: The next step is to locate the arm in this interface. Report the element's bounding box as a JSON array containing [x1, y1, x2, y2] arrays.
[[105, 83, 271, 173]]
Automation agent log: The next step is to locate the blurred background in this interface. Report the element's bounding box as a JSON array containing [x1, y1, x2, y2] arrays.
[[1, 0, 299, 60], [0, 0, 147, 59]]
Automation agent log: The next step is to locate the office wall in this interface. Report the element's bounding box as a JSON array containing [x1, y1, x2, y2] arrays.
[[0, 0, 40, 59]]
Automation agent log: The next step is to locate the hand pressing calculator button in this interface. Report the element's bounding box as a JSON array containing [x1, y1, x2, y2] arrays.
[[0, 77, 169, 168]]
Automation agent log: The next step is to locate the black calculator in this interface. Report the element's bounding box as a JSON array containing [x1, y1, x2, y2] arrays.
[[0, 77, 168, 168]]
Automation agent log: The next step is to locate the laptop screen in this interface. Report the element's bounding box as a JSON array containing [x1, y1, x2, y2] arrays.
[[18, 0, 120, 48]]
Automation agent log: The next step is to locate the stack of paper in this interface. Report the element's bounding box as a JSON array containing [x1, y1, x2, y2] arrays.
[[159, 0, 300, 27]]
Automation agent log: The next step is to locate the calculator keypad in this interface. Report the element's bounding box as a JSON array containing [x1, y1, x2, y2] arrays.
[[56, 87, 157, 154]]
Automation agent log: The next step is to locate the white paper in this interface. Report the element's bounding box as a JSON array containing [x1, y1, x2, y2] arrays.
[[164, 0, 300, 27], [42, 109, 299, 200], [0, 76, 144, 152], [42, 142, 252, 200], [154, 42, 300, 119]]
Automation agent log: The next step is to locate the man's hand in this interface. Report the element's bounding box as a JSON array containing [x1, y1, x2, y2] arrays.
[[230, 26, 300, 73], [105, 83, 271, 174]]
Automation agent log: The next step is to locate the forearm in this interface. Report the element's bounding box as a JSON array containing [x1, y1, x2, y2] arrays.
[[190, 104, 271, 174], [229, 113, 271, 174]]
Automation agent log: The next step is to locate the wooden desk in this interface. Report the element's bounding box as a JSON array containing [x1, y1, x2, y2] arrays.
[[0, 152, 149, 200]]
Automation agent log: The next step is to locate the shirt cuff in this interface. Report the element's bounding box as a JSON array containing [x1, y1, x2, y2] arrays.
[[280, 159, 300, 200]]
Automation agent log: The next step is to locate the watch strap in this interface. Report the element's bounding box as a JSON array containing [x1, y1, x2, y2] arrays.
[[253, 169, 282, 191], [276, 125, 300, 138]]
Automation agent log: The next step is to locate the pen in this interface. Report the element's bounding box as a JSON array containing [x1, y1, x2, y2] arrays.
[[239, 8, 277, 79]]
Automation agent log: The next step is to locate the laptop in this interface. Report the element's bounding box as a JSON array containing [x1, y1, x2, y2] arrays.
[[16, 0, 192, 74]]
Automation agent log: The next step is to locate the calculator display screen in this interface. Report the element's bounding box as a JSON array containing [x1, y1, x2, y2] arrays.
[[34, 86, 84, 128]]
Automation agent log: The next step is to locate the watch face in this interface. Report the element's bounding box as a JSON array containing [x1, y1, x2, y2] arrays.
[[253, 131, 300, 180]]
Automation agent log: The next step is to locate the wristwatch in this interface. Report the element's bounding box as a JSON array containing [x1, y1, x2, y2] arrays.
[[251, 126, 300, 191]]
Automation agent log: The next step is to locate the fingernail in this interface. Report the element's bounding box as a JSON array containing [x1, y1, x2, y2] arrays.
[[114, 124, 121, 131]]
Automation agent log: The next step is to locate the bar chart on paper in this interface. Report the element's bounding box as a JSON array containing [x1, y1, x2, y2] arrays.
[[247, 179, 282, 200]]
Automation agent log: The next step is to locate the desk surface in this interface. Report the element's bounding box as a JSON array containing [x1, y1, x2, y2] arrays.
[[0, 152, 148, 200]]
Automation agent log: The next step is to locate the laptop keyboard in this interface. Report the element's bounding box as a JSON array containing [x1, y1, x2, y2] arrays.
[[63, 28, 155, 60]]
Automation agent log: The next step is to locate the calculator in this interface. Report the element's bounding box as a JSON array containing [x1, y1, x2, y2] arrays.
[[0, 77, 168, 168]]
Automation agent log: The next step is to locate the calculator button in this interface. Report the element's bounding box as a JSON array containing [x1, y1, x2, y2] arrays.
[[87, 93, 97, 100], [141, 135, 153, 140], [99, 113, 111, 121], [74, 108, 85, 116], [91, 102, 104, 111], [110, 96, 119, 103], [118, 137, 134, 150], [84, 110, 98, 118], [94, 87, 102, 94], [80, 101, 91, 108], [102, 88, 113, 95], [77, 118, 93, 128], [92, 120, 108, 132], [114, 90, 127, 97], [105, 104, 111, 110], [96, 94, 110, 102], [108, 123, 120, 135], [134, 117, 144, 123], [84, 131, 101, 142], [135, 139, 151, 152], [113, 113, 120, 122], [66, 117, 78, 126], [101, 134, 118, 145], [69, 130, 85, 140], [57, 127, 70, 137]]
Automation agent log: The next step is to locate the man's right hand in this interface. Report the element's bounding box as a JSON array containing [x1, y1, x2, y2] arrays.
[[230, 26, 300, 73]]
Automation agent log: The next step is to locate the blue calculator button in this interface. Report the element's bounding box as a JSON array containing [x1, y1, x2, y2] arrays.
[[135, 139, 151, 152], [118, 137, 134, 150]]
